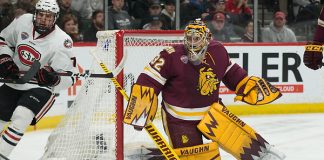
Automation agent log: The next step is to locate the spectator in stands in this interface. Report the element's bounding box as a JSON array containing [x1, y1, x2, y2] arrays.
[[0, 1, 14, 31], [261, 11, 297, 42], [241, 20, 253, 42], [83, 10, 104, 42], [140, 0, 163, 29], [61, 14, 82, 42], [160, 0, 176, 30], [71, 0, 92, 19], [57, 0, 82, 32], [225, 0, 252, 27], [108, 0, 134, 30], [204, 0, 230, 22], [180, 0, 206, 29], [132, 0, 151, 19], [13, 1, 35, 18], [209, 12, 237, 42], [143, 15, 164, 30]]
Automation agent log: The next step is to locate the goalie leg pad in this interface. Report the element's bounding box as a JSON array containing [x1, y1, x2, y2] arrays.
[[123, 84, 158, 128], [234, 76, 282, 105], [197, 103, 271, 160], [174, 142, 221, 160]]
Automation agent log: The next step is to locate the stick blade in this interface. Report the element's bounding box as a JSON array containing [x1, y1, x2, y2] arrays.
[[17, 60, 41, 83], [0, 60, 40, 84]]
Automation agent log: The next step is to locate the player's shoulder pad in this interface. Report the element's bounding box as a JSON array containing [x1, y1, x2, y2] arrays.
[[15, 13, 33, 25], [54, 26, 74, 50], [162, 46, 176, 54], [208, 40, 228, 56], [209, 40, 225, 48], [160, 44, 184, 57]]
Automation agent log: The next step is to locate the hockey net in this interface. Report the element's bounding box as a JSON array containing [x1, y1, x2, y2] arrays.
[[41, 30, 184, 160]]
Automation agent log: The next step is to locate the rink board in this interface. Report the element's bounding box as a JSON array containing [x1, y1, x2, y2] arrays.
[[22, 42, 324, 131]]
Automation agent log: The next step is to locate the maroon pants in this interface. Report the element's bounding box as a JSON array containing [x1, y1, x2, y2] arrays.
[[161, 108, 204, 149]]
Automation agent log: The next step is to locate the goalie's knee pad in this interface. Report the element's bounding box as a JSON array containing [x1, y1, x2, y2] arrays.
[[174, 142, 221, 160], [197, 103, 280, 160]]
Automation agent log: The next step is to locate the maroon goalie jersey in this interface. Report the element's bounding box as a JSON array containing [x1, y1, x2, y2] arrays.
[[136, 40, 247, 121]]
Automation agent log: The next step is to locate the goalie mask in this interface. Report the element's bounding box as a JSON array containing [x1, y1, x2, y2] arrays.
[[33, 0, 60, 34], [184, 19, 211, 65]]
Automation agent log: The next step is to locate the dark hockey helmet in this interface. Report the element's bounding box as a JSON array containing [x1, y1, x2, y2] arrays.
[[184, 19, 211, 64], [33, 0, 60, 34]]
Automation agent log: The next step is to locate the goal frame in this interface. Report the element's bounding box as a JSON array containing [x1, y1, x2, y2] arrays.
[[114, 30, 184, 160]]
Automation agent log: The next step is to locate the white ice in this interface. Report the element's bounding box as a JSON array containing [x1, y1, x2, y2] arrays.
[[8, 113, 324, 160]]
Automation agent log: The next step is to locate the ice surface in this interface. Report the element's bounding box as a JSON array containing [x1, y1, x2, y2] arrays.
[[9, 113, 324, 160]]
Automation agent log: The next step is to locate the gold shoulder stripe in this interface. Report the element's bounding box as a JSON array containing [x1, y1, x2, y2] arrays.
[[164, 46, 175, 54]]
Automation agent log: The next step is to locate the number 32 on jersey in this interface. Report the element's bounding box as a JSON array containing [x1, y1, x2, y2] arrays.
[[149, 46, 175, 71]]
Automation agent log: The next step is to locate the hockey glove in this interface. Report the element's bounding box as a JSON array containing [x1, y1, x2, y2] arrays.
[[36, 66, 60, 87], [304, 41, 323, 70], [234, 76, 282, 105], [0, 54, 19, 79]]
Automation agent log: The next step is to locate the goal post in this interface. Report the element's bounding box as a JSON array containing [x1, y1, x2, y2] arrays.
[[41, 30, 184, 160]]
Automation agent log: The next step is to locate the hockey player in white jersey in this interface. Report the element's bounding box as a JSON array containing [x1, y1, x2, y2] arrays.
[[0, 0, 76, 158]]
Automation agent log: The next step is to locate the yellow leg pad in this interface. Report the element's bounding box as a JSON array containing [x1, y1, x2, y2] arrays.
[[174, 142, 221, 160], [197, 103, 268, 160]]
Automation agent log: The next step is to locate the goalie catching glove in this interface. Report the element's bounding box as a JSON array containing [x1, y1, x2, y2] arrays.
[[234, 76, 282, 105], [123, 84, 158, 130], [303, 41, 323, 70]]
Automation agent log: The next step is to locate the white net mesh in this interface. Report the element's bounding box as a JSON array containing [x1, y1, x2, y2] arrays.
[[41, 31, 118, 160], [41, 30, 184, 160]]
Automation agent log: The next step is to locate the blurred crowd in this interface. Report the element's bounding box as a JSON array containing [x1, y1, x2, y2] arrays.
[[0, 0, 323, 42]]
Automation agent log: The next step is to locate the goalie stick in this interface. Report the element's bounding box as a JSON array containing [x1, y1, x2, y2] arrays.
[[0, 60, 41, 84], [90, 49, 180, 160]]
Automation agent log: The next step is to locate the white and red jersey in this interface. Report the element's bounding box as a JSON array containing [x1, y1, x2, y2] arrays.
[[0, 13, 76, 92]]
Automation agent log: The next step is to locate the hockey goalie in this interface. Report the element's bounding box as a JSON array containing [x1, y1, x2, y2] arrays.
[[124, 19, 285, 160]]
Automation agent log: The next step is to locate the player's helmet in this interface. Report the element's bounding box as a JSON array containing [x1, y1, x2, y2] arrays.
[[184, 19, 211, 65], [33, 0, 60, 34]]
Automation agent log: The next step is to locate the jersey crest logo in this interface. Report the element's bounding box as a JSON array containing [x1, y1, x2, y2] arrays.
[[64, 39, 73, 48], [21, 32, 29, 40], [180, 55, 188, 64], [198, 67, 219, 96], [17, 44, 41, 66]]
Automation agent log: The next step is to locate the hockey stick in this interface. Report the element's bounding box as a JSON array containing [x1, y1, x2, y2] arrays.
[[90, 49, 180, 160], [0, 153, 10, 160], [19, 70, 114, 79], [0, 60, 41, 84]]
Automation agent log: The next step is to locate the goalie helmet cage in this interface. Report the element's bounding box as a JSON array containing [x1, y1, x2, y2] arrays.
[[41, 30, 184, 160]]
